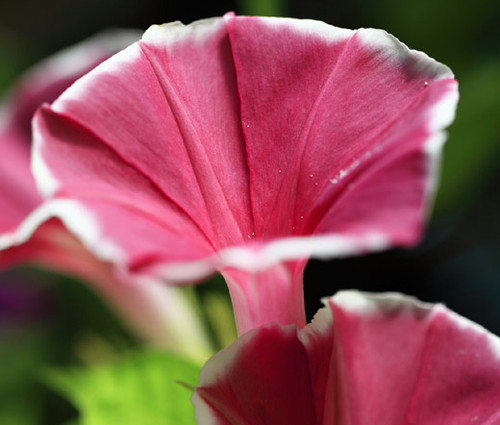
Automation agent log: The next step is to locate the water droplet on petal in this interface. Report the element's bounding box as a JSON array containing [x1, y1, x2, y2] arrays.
[[424, 81, 428, 86], [278, 169, 282, 174], [331, 178, 338, 184], [309, 174, 313, 178]]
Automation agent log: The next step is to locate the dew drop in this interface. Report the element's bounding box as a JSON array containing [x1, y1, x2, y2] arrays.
[[251, 232, 255, 236], [314, 182, 318, 186], [331, 178, 338, 184], [278, 169, 282, 174], [292, 226, 296, 230], [247, 235, 250, 239], [309, 174, 314, 178], [300, 215, 304, 219]]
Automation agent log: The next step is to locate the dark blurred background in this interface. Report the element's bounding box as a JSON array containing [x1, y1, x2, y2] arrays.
[[1, 0, 499, 423]]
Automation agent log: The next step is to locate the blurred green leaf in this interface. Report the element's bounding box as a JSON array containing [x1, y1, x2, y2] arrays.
[[435, 60, 500, 216], [196, 274, 237, 351], [0, 27, 38, 95], [47, 272, 137, 361], [363, 0, 498, 69], [44, 349, 200, 425], [0, 328, 49, 390], [202, 291, 237, 350], [0, 326, 52, 425], [0, 392, 40, 425], [238, 0, 287, 16]]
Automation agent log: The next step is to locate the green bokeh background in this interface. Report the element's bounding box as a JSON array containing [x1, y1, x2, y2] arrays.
[[1, 0, 499, 423]]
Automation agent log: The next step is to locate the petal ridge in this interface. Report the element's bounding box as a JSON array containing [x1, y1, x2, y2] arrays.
[[267, 31, 358, 237], [137, 45, 230, 244], [139, 31, 251, 246], [35, 106, 217, 250], [224, 14, 256, 238], [401, 305, 441, 425]]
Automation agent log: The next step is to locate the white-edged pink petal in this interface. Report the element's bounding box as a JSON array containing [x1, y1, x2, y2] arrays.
[[193, 291, 500, 424], [319, 291, 500, 424]]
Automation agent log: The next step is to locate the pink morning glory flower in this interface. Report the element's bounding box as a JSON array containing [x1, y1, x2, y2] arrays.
[[0, 31, 213, 361], [193, 291, 500, 425], [31, 13, 458, 334]]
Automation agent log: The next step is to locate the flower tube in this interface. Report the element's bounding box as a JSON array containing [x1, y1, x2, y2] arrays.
[[31, 14, 458, 334]]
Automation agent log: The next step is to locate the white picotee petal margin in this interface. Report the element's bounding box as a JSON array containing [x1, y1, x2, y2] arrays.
[[153, 232, 390, 281], [329, 290, 437, 316], [447, 305, 500, 361], [329, 290, 500, 361], [0, 198, 126, 268], [143, 16, 224, 47], [422, 86, 459, 218], [31, 119, 60, 199], [356, 27, 458, 222], [252, 14, 354, 44]]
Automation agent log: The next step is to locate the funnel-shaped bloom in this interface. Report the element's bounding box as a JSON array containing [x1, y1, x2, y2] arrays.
[[193, 291, 500, 425], [32, 14, 458, 334], [0, 32, 213, 361]]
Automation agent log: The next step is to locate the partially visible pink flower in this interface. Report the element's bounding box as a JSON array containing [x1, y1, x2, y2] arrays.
[[193, 291, 500, 424], [31, 14, 458, 334], [0, 31, 213, 361], [0, 31, 140, 242]]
